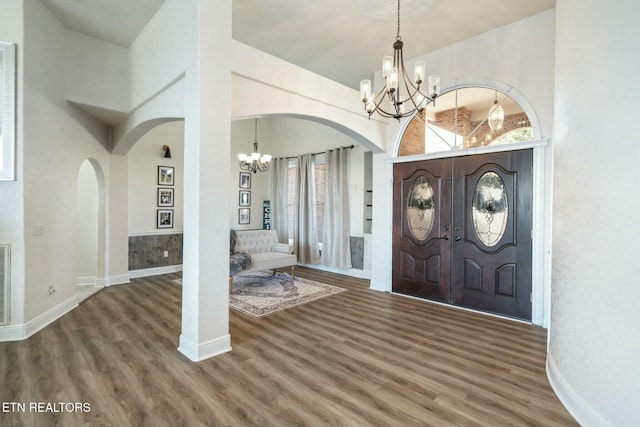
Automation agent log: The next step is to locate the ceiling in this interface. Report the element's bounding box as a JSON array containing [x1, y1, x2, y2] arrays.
[[40, 0, 165, 48], [40, 0, 555, 90]]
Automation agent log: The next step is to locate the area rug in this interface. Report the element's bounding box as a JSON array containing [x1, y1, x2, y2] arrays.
[[230, 271, 346, 318]]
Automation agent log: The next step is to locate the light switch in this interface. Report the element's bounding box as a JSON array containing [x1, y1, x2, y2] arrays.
[[32, 224, 44, 236]]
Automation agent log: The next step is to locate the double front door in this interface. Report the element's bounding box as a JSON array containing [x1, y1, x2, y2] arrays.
[[392, 149, 533, 320]]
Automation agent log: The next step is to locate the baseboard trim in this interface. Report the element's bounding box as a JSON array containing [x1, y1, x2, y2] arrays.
[[0, 295, 78, 342], [101, 274, 130, 287], [0, 324, 26, 342], [297, 263, 371, 280], [129, 265, 183, 279], [76, 276, 97, 286], [369, 278, 390, 292], [178, 333, 232, 362], [547, 354, 610, 427]]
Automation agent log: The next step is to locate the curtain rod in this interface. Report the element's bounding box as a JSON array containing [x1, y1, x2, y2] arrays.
[[284, 144, 354, 160]]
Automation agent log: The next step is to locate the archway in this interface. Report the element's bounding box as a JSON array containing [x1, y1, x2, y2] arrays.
[[76, 158, 106, 300], [394, 82, 543, 157]]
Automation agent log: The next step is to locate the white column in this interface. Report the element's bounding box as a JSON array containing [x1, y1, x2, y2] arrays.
[[106, 154, 130, 286], [178, 0, 232, 361]]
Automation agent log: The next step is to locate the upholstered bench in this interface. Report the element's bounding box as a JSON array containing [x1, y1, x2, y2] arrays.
[[229, 229, 297, 292]]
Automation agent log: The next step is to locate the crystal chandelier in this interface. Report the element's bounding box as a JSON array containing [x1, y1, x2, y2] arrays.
[[238, 119, 272, 173], [359, 0, 440, 121], [488, 90, 505, 131]]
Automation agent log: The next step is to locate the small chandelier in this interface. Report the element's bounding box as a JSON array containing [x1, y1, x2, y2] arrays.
[[488, 90, 505, 131], [359, 0, 440, 121], [238, 118, 272, 173]]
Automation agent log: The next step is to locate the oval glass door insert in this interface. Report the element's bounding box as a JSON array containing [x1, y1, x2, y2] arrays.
[[472, 172, 508, 247], [407, 176, 435, 241]]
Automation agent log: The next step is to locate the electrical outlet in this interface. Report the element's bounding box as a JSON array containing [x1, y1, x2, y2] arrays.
[[32, 224, 44, 236], [163, 251, 169, 258]]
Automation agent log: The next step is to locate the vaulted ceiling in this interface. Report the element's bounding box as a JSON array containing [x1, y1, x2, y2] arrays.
[[40, 0, 555, 90]]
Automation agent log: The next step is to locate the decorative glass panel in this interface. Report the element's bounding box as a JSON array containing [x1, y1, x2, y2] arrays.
[[407, 176, 435, 241], [1, 42, 16, 180], [472, 172, 508, 247], [0, 244, 8, 325]]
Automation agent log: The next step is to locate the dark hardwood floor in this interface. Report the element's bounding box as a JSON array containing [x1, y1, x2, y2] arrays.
[[0, 267, 577, 426]]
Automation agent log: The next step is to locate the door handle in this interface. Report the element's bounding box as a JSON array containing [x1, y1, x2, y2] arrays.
[[454, 236, 462, 241], [440, 235, 449, 240]]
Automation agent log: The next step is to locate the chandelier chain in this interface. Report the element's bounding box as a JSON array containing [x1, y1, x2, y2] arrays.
[[396, 0, 401, 40]]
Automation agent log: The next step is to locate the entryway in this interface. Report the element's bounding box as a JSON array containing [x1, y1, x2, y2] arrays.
[[392, 149, 533, 320]]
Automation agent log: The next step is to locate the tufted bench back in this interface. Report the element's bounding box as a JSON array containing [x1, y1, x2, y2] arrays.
[[233, 229, 279, 254]]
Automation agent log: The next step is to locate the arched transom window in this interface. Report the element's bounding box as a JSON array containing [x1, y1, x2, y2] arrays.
[[398, 87, 534, 156]]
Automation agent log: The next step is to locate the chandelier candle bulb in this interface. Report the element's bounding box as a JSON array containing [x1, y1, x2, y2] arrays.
[[388, 67, 399, 92], [428, 75, 440, 98], [360, 79, 372, 102], [414, 61, 425, 84], [366, 100, 375, 113], [382, 56, 393, 78]]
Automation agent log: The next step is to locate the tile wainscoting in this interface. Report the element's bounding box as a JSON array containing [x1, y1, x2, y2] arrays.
[[128, 233, 367, 276], [350, 236, 364, 269], [129, 233, 183, 271]]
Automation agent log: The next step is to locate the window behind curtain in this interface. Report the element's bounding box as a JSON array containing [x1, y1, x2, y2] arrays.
[[286, 156, 326, 245], [287, 159, 296, 243], [314, 155, 325, 245]]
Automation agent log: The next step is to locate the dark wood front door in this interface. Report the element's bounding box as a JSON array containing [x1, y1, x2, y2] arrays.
[[393, 149, 533, 320], [392, 158, 452, 302]]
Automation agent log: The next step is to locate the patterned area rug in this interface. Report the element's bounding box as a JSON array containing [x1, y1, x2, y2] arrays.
[[230, 272, 346, 318]]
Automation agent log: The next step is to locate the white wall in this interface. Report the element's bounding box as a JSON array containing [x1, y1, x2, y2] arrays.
[[128, 121, 184, 234], [64, 30, 129, 113], [0, 0, 25, 327], [21, 0, 113, 323], [128, 0, 193, 112], [229, 119, 272, 230], [548, 0, 640, 425], [230, 117, 367, 236], [230, 40, 387, 153], [369, 10, 556, 313]]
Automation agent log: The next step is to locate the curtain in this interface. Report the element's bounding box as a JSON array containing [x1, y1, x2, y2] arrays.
[[269, 157, 289, 243], [322, 148, 352, 268], [294, 153, 320, 264]]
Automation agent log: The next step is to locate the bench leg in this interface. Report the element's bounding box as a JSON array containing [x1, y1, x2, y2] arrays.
[[229, 276, 232, 294], [291, 266, 295, 281]]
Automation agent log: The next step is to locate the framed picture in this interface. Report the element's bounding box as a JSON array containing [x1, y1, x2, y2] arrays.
[[239, 172, 251, 189], [239, 190, 251, 207], [158, 166, 174, 186], [157, 187, 174, 207], [157, 209, 174, 228], [238, 208, 250, 225]]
